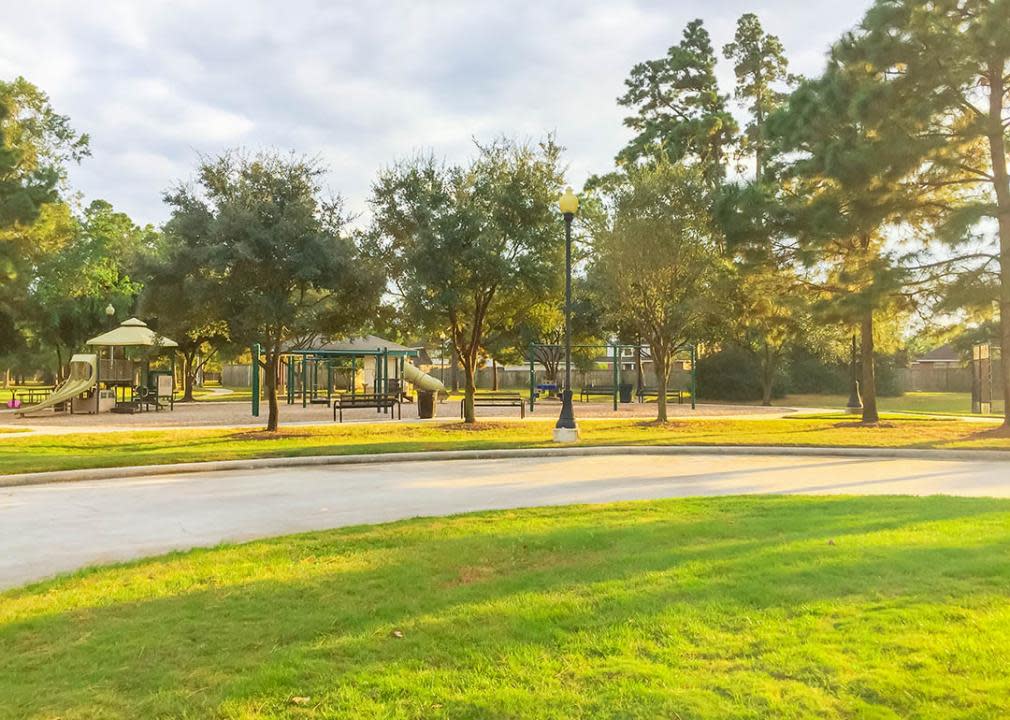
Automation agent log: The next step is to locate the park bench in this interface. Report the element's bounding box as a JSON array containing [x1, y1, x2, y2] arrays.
[[463, 392, 526, 419], [334, 393, 401, 422], [579, 385, 617, 402], [636, 387, 691, 404]]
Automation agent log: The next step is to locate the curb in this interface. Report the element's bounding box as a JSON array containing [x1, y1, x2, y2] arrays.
[[2, 444, 1009, 488]]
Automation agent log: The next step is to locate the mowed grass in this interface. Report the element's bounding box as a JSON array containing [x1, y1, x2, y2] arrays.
[[1, 416, 1010, 476], [3, 496, 1009, 718]]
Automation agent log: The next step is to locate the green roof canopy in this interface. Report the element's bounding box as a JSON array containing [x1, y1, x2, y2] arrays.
[[87, 318, 179, 348], [286, 334, 418, 357]]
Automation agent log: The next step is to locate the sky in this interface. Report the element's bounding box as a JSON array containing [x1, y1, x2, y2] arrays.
[[0, 0, 873, 228]]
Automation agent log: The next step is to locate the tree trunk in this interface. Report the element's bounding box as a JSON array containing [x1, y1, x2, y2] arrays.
[[55, 345, 64, 384], [265, 350, 281, 432], [986, 62, 1010, 427], [462, 355, 477, 423], [761, 342, 774, 406], [450, 348, 460, 393], [182, 350, 197, 402], [492, 358, 499, 391], [860, 310, 879, 424]]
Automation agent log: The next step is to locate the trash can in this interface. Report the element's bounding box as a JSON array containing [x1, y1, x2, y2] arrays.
[[619, 383, 634, 404], [417, 390, 437, 419]]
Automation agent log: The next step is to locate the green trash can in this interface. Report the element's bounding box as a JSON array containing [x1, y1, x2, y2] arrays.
[[619, 383, 633, 404], [418, 390, 437, 419]]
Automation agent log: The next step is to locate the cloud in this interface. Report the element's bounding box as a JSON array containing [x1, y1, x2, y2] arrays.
[[0, 0, 872, 226]]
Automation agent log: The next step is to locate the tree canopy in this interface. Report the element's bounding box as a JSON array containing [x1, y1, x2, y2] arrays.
[[369, 138, 565, 422]]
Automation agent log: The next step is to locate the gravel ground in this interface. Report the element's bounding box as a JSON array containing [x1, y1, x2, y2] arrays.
[[0, 396, 789, 433]]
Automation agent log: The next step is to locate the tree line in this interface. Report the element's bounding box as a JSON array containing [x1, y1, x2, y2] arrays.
[[1, 1, 1007, 430]]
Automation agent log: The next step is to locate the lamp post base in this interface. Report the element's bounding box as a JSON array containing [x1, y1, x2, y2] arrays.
[[552, 426, 580, 443]]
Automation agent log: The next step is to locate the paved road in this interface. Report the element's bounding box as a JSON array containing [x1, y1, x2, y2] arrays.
[[2, 453, 1008, 590]]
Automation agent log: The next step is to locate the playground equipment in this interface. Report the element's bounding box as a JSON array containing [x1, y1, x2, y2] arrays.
[[402, 361, 445, 393], [250, 335, 445, 417], [972, 343, 996, 414], [526, 342, 697, 412], [7, 317, 178, 418], [14, 354, 98, 416], [87, 318, 178, 413]]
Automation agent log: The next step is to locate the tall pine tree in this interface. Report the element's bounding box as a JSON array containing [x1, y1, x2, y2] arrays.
[[617, 19, 737, 188], [838, 0, 1010, 425]]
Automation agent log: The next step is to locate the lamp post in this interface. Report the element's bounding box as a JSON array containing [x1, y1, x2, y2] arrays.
[[554, 187, 579, 442], [846, 333, 863, 414], [104, 303, 116, 329]]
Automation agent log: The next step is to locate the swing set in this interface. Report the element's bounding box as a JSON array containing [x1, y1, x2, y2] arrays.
[[526, 342, 697, 412]]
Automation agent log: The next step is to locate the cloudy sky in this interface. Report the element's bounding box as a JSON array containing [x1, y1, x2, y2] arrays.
[[1, 1, 872, 227]]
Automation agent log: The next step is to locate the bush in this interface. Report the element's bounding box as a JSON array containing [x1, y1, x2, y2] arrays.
[[696, 345, 786, 402], [783, 346, 848, 395]]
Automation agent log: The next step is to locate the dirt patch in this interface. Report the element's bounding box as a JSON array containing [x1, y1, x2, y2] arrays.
[[974, 425, 1010, 439], [229, 430, 314, 441], [434, 421, 514, 433], [443, 564, 497, 587], [831, 421, 897, 429]]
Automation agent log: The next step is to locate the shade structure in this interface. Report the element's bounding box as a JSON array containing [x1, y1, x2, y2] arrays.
[[87, 317, 179, 348]]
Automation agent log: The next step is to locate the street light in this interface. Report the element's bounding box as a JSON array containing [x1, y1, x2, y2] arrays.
[[105, 303, 116, 328], [554, 187, 579, 442]]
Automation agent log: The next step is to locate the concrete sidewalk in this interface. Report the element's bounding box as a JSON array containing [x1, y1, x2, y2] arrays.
[[2, 451, 1008, 590]]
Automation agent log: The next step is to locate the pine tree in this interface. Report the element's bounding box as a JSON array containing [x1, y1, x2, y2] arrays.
[[838, 0, 1010, 425], [723, 13, 795, 182], [718, 14, 804, 405], [765, 54, 925, 423], [617, 19, 737, 188]]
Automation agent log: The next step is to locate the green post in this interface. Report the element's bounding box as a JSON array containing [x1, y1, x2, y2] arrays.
[[351, 356, 357, 398], [286, 358, 295, 404], [690, 344, 697, 410], [529, 344, 536, 412], [382, 348, 389, 413], [612, 343, 619, 411], [301, 356, 308, 408], [251, 343, 260, 417]]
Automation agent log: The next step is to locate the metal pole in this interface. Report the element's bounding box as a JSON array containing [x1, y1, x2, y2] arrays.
[[612, 343, 618, 411], [301, 356, 308, 408], [555, 213, 577, 432], [690, 344, 697, 410], [251, 343, 260, 417], [529, 344, 536, 412]]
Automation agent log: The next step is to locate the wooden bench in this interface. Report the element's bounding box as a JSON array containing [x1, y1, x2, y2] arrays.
[[334, 393, 401, 422], [463, 392, 526, 419], [579, 385, 616, 402], [636, 387, 690, 404]]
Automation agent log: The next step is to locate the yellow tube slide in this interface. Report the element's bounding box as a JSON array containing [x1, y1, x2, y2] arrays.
[[402, 362, 445, 392], [16, 354, 97, 416]]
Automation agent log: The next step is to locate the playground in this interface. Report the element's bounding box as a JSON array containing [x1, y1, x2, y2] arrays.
[[0, 393, 784, 431]]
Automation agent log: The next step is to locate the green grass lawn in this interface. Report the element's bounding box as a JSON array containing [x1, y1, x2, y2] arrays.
[[2, 416, 1010, 476], [3, 495, 1008, 718]]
